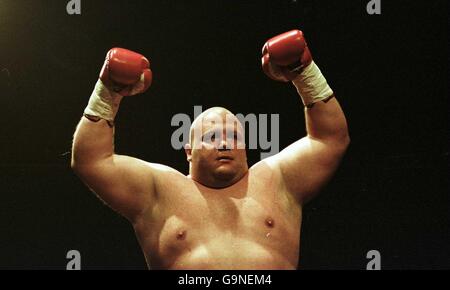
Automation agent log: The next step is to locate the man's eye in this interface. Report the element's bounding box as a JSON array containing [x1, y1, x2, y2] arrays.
[[203, 133, 216, 142]]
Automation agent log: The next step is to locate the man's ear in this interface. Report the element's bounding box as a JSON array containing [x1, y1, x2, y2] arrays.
[[184, 143, 192, 162]]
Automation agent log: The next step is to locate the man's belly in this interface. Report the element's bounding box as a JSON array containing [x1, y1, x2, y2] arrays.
[[138, 211, 301, 270], [168, 237, 297, 270]]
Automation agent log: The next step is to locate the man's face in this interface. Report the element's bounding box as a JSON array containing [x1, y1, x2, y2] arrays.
[[187, 110, 248, 188]]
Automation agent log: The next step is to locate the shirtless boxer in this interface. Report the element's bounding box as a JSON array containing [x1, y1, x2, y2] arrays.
[[71, 30, 350, 269]]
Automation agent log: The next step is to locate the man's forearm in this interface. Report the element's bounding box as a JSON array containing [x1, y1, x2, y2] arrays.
[[304, 96, 350, 145], [71, 117, 115, 168]]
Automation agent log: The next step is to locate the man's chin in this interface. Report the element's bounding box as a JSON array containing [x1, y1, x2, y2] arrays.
[[214, 166, 238, 182]]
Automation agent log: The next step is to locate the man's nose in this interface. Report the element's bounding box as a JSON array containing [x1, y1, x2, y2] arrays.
[[218, 139, 231, 151]]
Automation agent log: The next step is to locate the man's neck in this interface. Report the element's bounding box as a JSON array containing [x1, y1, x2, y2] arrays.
[[188, 171, 248, 189]]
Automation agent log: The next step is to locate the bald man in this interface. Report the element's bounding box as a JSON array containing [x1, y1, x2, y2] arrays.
[[71, 30, 350, 269]]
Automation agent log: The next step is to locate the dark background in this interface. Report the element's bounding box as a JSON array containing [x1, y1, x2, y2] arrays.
[[0, 0, 447, 269]]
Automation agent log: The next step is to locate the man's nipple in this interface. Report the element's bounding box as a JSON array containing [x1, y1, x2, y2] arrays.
[[176, 230, 187, 241], [265, 217, 275, 228]]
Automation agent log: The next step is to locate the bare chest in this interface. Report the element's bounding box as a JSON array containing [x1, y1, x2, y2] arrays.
[[138, 173, 301, 268]]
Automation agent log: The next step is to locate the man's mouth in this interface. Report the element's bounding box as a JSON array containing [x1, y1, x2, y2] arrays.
[[216, 156, 233, 161]]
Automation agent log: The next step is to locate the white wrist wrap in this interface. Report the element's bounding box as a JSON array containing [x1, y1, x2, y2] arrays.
[[84, 79, 123, 122], [292, 61, 334, 107]]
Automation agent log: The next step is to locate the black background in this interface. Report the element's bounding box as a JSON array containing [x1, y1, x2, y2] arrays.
[[0, 0, 448, 269]]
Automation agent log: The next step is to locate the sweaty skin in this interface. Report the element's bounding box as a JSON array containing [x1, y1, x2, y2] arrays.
[[72, 101, 349, 269]]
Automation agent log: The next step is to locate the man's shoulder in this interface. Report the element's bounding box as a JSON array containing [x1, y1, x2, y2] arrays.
[[145, 163, 186, 179], [249, 157, 282, 180]]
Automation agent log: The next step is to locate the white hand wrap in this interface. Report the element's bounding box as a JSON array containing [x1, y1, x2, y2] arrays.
[[292, 61, 334, 107], [84, 79, 123, 122]]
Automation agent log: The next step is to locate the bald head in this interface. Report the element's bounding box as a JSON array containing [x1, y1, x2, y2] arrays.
[[189, 107, 245, 150]]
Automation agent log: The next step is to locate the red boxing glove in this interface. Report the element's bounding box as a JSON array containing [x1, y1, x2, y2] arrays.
[[84, 48, 153, 123], [100, 48, 152, 96], [261, 30, 333, 106], [261, 30, 312, 82]]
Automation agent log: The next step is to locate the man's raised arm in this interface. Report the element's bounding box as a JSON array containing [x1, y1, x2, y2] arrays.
[[261, 30, 350, 205], [71, 48, 157, 222]]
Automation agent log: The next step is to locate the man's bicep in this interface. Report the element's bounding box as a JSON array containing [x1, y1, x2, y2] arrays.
[[268, 137, 345, 204], [74, 154, 157, 221]]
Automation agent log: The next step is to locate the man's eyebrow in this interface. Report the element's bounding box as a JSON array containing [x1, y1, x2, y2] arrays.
[[201, 129, 219, 136]]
